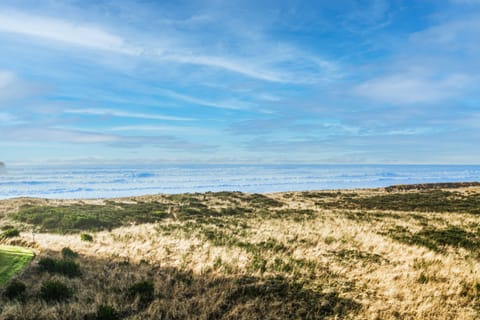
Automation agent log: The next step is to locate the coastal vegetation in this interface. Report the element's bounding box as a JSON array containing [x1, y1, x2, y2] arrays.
[[0, 186, 479, 319], [0, 245, 34, 286]]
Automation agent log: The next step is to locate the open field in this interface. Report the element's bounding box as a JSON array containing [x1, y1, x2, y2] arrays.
[[0, 245, 34, 286], [0, 185, 479, 319]]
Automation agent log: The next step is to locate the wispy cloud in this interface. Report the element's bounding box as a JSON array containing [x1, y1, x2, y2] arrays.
[[0, 70, 38, 103], [107, 124, 217, 136], [0, 10, 137, 54], [354, 73, 471, 104], [0, 8, 337, 84], [64, 108, 194, 121], [0, 125, 214, 151], [156, 88, 251, 110]]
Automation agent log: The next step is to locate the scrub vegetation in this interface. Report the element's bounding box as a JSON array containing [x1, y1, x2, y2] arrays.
[[0, 185, 479, 319]]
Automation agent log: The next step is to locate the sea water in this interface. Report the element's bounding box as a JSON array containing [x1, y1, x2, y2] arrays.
[[0, 164, 479, 199]]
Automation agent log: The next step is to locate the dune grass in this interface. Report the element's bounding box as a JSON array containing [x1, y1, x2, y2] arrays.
[[0, 187, 479, 319], [0, 245, 34, 286]]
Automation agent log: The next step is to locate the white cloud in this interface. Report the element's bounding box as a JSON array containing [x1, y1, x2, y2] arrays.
[[0, 112, 16, 123], [410, 16, 480, 52], [3, 127, 117, 143], [0, 71, 15, 88], [0, 10, 138, 54], [107, 125, 217, 135], [0, 9, 337, 84], [354, 73, 471, 104], [156, 88, 251, 110], [64, 108, 194, 121], [161, 54, 286, 83], [0, 70, 38, 104]]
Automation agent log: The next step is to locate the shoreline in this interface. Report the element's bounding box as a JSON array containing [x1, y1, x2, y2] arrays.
[[1, 181, 479, 203]]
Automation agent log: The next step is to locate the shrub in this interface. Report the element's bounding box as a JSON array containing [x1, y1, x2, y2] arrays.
[[127, 280, 155, 307], [1, 228, 20, 238], [40, 280, 72, 302], [38, 257, 57, 272], [56, 259, 82, 277], [96, 305, 119, 320], [61, 247, 79, 259], [38, 257, 81, 277], [81, 233, 94, 242], [3, 279, 26, 300]]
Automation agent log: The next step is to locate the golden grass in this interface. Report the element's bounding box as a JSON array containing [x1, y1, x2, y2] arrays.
[[0, 187, 479, 319]]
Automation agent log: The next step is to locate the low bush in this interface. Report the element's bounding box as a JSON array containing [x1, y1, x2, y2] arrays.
[[61, 247, 79, 259], [81, 233, 94, 242], [40, 280, 72, 302], [127, 280, 155, 307], [95, 305, 119, 320], [1, 228, 20, 238], [3, 279, 26, 300], [38, 257, 81, 277]]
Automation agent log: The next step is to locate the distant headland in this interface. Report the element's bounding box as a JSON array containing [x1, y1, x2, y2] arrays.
[[0, 161, 5, 168]]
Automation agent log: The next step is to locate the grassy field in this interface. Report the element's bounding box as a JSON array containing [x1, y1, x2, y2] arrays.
[[0, 245, 34, 286], [0, 186, 479, 319]]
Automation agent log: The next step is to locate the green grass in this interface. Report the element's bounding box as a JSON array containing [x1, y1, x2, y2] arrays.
[[384, 225, 480, 255], [0, 245, 34, 286], [13, 202, 170, 233], [313, 190, 480, 215]]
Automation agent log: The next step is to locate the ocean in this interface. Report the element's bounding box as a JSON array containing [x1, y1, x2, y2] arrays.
[[0, 164, 479, 199]]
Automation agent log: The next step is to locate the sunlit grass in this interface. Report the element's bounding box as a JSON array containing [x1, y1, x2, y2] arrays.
[[0, 245, 34, 286]]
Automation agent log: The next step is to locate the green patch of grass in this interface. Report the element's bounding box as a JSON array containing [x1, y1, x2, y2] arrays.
[[331, 249, 386, 264], [243, 193, 284, 208], [0, 245, 34, 286], [258, 209, 316, 220], [384, 225, 480, 254], [318, 190, 480, 215], [13, 202, 170, 233], [81, 233, 94, 242], [1, 227, 20, 239]]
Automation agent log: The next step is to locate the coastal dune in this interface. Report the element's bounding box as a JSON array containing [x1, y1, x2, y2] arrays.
[[0, 185, 479, 319]]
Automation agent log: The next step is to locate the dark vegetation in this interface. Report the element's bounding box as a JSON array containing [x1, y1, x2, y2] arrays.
[[1, 227, 20, 239], [62, 247, 79, 259], [81, 233, 94, 242], [2, 279, 26, 301], [38, 256, 81, 277], [40, 279, 72, 302], [385, 182, 480, 192], [11, 193, 284, 233], [210, 276, 360, 319], [384, 225, 480, 255], [13, 202, 170, 233], [127, 280, 155, 307], [312, 190, 480, 215], [93, 305, 120, 320]]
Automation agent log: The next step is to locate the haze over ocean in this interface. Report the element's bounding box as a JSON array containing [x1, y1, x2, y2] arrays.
[[0, 164, 479, 199]]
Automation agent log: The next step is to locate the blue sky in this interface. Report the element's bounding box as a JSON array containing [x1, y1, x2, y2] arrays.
[[0, 0, 479, 164]]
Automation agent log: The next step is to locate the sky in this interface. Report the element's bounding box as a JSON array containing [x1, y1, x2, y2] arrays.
[[0, 0, 479, 165]]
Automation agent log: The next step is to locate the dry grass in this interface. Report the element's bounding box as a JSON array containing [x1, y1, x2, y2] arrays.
[[0, 187, 479, 319]]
